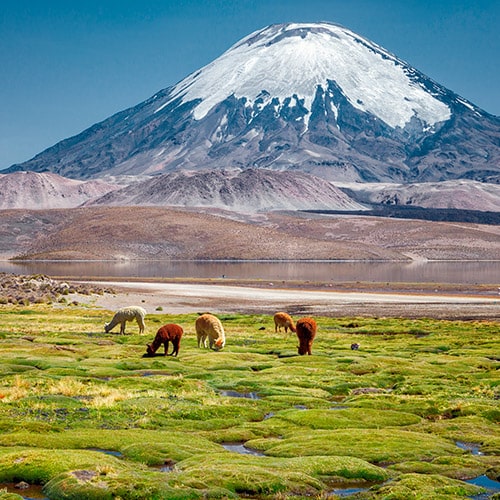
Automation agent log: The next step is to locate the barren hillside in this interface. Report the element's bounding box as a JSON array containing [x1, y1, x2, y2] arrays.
[[1, 206, 499, 261]]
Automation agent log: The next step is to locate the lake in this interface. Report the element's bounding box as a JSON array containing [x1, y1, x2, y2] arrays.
[[0, 260, 499, 284]]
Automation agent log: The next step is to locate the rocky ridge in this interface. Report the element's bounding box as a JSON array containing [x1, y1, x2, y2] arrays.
[[87, 168, 366, 211], [0, 171, 120, 209]]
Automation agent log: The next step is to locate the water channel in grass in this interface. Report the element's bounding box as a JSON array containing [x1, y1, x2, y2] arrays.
[[467, 475, 500, 498], [0, 482, 47, 499], [1, 260, 499, 285]]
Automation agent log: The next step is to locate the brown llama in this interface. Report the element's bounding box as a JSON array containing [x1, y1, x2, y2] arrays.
[[296, 317, 317, 355], [146, 324, 183, 356]]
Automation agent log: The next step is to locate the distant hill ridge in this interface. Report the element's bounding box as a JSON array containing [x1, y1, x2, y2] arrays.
[[86, 168, 365, 211]]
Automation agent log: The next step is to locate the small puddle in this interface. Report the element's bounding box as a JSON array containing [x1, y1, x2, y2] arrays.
[[332, 486, 369, 497], [467, 475, 500, 497], [149, 458, 176, 473], [157, 464, 175, 472], [219, 390, 260, 399], [87, 448, 123, 457], [329, 405, 349, 410], [456, 441, 484, 455], [221, 442, 266, 456], [263, 412, 275, 420], [0, 482, 47, 499], [330, 481, 379, 497], [140, 371, 173, 377]]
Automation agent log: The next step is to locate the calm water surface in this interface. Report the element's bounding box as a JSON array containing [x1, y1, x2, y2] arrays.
[[1, 260, 499, 284]]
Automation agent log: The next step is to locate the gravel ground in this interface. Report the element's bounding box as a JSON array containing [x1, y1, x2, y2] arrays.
[[75, 279, 500, 321]]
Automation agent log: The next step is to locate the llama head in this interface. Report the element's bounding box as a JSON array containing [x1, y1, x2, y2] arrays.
[[213, 338, 225, 351], [146, 344, 155, 356], [104, 322, 111, 333], [297, 343, 308, 355]]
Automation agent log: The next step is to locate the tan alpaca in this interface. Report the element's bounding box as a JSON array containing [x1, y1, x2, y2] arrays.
[[195, 313, 225, 350], [273, 312, 296, 334]]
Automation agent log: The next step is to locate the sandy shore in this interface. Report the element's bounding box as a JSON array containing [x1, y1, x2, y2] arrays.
[[76, 279, 500, 320]]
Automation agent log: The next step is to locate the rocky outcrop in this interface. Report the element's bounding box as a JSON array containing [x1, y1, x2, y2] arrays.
[[0, 273, 113, 305]]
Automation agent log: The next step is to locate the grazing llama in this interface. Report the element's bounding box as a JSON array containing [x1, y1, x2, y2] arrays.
[[296, 317, 317, 355], [104, 306, 146, 335], [273, 312, 296, 333], [146, 324, 183, 356], [195, 313, 225, 350]]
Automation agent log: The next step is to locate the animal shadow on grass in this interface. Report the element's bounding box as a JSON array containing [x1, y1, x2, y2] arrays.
[[142, 352, 168, 358]]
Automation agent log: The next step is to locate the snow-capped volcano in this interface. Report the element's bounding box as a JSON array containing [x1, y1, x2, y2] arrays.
[[6, 22, 500, 183], [160, 22, 450, 130]]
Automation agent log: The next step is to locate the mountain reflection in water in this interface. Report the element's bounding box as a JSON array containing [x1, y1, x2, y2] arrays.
[[1, 260, 499, 285]]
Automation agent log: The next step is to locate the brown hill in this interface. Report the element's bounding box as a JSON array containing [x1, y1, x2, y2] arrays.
[[2, 206, 499, 262]]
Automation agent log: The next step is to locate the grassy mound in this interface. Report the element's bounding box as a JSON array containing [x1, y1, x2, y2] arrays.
[[0, 305, 498, 498]]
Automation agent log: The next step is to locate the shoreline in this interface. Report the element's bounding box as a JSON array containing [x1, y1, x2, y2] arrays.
[[73, 278, 500, 321]]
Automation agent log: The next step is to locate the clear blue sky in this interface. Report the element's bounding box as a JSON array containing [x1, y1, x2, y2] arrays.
[[1, 0, 498, 170]]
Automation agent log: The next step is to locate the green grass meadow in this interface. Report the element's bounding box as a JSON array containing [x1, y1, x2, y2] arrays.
[[0, 304, 498, 499]]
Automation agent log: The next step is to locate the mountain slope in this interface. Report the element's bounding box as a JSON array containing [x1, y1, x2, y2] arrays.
[[87, 168, 365, 211], [6, 22, 500, 183], [339, 180, 500, 211], [0, 171, 119, 209]]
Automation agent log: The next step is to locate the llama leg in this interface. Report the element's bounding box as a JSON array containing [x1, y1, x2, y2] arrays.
[[120, 321, 126, 335], [137, 315, 145, 334], [172, 339, 179, 356], [164, 340, 170, 355]]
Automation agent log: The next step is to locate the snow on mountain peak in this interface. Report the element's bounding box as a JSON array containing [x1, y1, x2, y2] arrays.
[[158, 22, 451, 129]]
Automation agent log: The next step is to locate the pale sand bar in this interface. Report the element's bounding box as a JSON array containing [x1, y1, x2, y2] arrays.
[[78, 281, 500, 320]]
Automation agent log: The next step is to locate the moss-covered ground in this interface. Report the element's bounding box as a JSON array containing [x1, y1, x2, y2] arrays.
[[0, 305, 498, 499]]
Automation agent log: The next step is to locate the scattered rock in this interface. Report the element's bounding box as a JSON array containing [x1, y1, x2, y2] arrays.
[[14, 481, 30, 490], [351, 387, 386, 395], [0, 272, 114, 305], [72, 470, 97, 482]]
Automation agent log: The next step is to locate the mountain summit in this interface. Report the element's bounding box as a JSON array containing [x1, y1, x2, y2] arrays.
[[162, 22, 451, 130], [7, 22, 500, 182]]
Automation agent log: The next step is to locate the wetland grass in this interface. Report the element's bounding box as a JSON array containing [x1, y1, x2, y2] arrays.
[[0, 305, 498, 498]]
